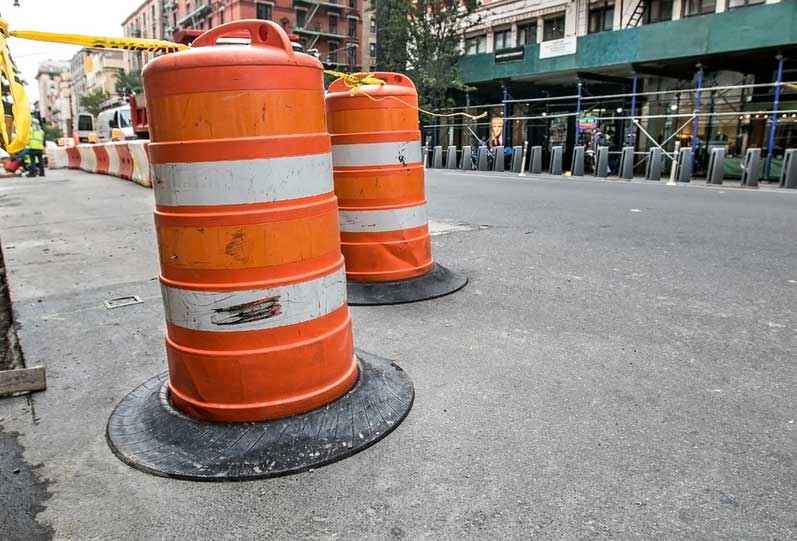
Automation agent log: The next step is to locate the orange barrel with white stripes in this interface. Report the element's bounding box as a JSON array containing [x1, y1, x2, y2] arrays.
[[106, 21, 414, 481], [143, 20, 356, 422], [325, 73, 467, 305]]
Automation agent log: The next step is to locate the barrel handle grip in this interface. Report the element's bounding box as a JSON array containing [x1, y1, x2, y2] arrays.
[[191, 19, 294, 56]]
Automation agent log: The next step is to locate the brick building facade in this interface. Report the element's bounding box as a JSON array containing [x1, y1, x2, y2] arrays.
[[122, 0, 365, 72]]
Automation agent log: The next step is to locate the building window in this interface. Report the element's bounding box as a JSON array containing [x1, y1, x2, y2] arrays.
[[256, 3, 272, 20], [207, 16, 213, 28], [517, 22, 537, 46], [588, 2, 614, 34], [465, 34, 487, 55], [347, 45, 356, 66], [219, 10, 225, 24], [348, 19, 357, 39], [296, 9, 306, 28], [683, 0, 716, 17], [643, 0, 673, 24], [349, 0, 356, 7], [370, 17, 376, 33], [329, 15, 338, 35], [369, 42, 376, 58], [542, 15, 565, 42], [493, 28, 511, 51], [728, 0, 764, 7], [328, 41, 338, 63]]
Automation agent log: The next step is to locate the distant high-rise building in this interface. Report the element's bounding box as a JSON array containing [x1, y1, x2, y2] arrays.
[[35, 60, 71, 135], [69, 49, 126, 120]]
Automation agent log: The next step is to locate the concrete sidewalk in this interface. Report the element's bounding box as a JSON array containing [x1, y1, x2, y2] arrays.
[[1, 168, 795, 539]]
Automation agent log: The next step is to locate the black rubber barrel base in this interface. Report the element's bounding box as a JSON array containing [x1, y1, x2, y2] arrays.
[[347, 263, 468, 306], [106, 350, 414, 482]]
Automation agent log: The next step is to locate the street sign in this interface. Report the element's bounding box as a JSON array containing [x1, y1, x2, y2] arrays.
[[539, 36, 577, 59], [495, 46, 524, 63], [578, 117, 598, 131]]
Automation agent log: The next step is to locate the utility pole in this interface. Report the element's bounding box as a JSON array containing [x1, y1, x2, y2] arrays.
[[765, 53, 784, 181], [628, 73, 638, 147], [691, 63, 703, 175], [501, 83, 509, 147], [574, 79, 582, 149]]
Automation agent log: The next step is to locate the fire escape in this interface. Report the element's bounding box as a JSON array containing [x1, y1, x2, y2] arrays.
[[293, 0, 359, 68], [624, 0, 647, 28], [162, 0, 178, 37], [177, 0, 212, 29]]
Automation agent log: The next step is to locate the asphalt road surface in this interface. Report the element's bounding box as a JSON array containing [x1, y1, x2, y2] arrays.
[[0, 169, 794, 539]]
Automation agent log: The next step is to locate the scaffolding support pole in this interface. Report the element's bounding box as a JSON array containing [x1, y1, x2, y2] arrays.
[[573, 80, 583, 149], [766, 54, 784, 181], [502, 83, 509, 147], [691, 64, 703, 175], [628, 73, 638, 147]]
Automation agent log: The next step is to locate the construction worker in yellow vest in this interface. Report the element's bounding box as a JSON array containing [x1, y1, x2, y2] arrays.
[[27, 122, 46, 178]]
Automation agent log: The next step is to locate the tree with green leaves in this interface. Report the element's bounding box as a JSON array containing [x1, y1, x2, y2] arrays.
[[42, 121, 63, 141], [375, 0, 480, 111], [374, 0, 411, 74], [114, 69, 143, 99], [79, 89, 111, 117]]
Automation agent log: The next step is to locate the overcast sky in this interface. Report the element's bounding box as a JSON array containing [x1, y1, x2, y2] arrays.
[[3, 0, 143, 98]]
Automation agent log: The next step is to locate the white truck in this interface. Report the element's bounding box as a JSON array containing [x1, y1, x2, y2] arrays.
[[96, 105, 135, 142]]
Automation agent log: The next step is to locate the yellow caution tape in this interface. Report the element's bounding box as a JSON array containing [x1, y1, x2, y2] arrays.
[[0, 21, 30, 153], [325, 71, 487, 121], [1, 22, 188, 53], [8, 30, 187, 53]]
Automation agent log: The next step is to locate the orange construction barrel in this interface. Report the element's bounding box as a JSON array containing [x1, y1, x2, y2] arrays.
[[105, 21, 413, 481], [326, 72, 467, 305]]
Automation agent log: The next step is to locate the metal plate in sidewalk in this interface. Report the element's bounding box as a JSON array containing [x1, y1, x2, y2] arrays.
[[104, 296, 143, 310]]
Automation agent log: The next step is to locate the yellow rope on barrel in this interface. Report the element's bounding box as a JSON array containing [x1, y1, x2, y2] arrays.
[[324, 70, 487, 120]]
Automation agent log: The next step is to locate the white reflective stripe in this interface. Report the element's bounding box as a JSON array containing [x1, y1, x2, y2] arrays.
[[128, 142, 151, 187], [332, 141, 421, 167], [161, 266, 346, 332], [338, 204, 427, 233], [77, 146, 96, 173], [152, 153, 334, 206], [50, 147, 68, 169]]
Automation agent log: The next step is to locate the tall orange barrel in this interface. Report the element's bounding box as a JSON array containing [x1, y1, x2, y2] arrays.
[[106, 21, 413, 481], [326, 73, 467, 305], [145, 21, 356, 423]]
